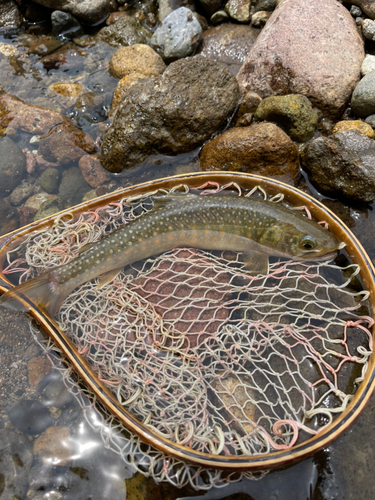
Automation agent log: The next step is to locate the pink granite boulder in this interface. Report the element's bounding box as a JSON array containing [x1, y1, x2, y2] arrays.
[[236, 0, 364, 117]]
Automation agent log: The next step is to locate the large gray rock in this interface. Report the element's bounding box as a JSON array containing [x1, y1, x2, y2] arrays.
[[351, 70, 375, 118], [0, 136, 26, 196], [101, 56, 240, 173], [301, 130, 375, 202], [236, 0, 364, 117], [97, 14, 152, 48], [151, 7, 202, 61], [197, 23, 259, 76], [30, 0, 117, 25]]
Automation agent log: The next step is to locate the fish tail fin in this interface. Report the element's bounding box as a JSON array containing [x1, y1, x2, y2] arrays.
[[0, 272, 64, 316]]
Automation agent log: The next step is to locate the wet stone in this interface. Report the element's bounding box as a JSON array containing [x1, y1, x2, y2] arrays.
[[253, 0, 277, 12], [47, 82, 87, 108], [225, 0, 251, 23], [34, 197, 66, 221], [151, 7, 203, 61], [351, 70, 375, 118], [251, 10, 271, 27], [78, 155, 111, 188], [197, 23, 260, 76], [30, 0, 117, 25], [200, 122, 300, 185], [58, 167, 91, 203], [365, 114, 375, 128], [0, 198, 19, 237], [28, 357, 54, 390], [332, 120, 374, 138], [101, 55, 239, 173], [28, 463, 70, 495], [361, 55, 375, 77], [51, 10, 83, 39], [40, 167, 60, 193], [98, 14, 152, 47], [40, 47, 85, 71], [253, 94, 319, 142], [33, 426, 72, 466], [301, 130, 375, 202], [0, 429, 33, 500], [41, 374, 75, 409], [109, 43, 166, 79], [8, 399, 53, 435], [9, 181, 36, 206], [27, 37, 64, 56], [0, 136, 26, 196]]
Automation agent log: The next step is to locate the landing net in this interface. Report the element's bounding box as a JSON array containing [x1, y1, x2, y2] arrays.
[[3, 182, 374, 489]]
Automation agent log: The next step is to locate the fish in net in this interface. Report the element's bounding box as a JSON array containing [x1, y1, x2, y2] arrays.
[[2, 182, 373, 489]]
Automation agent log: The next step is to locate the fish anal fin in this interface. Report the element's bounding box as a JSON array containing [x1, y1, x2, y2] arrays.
[[243, 252, 269, 275], [97, 267, 123, 289]]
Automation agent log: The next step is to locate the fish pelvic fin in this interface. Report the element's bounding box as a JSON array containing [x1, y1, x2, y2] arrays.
[[243, 251, 269, 275], [97, 267, 123, 289], [0, 272, 64, 317]]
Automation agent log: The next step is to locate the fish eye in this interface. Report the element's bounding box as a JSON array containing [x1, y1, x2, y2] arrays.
[[300, 236, 317, 251]]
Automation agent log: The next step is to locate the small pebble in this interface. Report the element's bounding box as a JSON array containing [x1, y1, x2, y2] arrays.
[[362, 19, 375, 41]]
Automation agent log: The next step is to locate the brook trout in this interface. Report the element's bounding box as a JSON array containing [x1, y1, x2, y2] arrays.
[[0, 194, 341, 316]]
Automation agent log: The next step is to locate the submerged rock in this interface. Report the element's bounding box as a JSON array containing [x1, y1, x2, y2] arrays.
[[78, 155, 111, 188], [58, 167, 90, 203], [46, 82, 87, 108], [51, 10, 83, 39], [253, 94, 318, 142], [110, 72, 148, 117], [236, 0, 364, 117], [109, 44, 166, 79], [351, 70, 375, 118], [40, 167, 60, 193], [151, 7, 202, 61], [33, 426, 72, 466], [30, 0, 117, 25], [0, 0, 23, 29], [38, 121, 95, 165], [361, 55, 375, 77], [98, 14, 152, 47], [101, 56, 239, 173], [0, 136, 26, 195], [0, 198, 19, 236], [0, 430, 33, 500], [8, 399, 53, 435], [197, 23, 260, 76], [200, 122, 300, 185], [301, 130, 375, 202]]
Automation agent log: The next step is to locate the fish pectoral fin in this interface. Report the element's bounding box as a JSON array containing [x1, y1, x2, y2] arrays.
[[78, 242, 93, 255], [242, 252, 269, 275], [97, 267, 123, 289]]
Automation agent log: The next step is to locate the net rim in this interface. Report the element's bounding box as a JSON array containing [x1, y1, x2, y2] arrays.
[[0, 171, 374, 471]]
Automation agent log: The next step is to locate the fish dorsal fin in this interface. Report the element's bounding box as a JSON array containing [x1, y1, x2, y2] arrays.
[[97, 267, 123, 289], [243, 251, 269, 275], [152, 193, 199, 210]]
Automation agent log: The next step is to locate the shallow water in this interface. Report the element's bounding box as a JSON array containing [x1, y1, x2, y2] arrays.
[[1, 19, 375, 500]]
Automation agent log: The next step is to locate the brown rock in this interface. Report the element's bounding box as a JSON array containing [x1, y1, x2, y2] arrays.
[[234, 91, 262, 125], [200, 122, 300, 185], [332, 120, 374, 138], [109, 44, 166, 79], [27, 357, 53, 389], [78, 155, 111, 188], [19, 205, 37, 226], [197, 23, 259, 76], [33, 426, 72, 466], [47, 82, 86, 108], [0, 0, 23, 28], [27, 38, 64, 56], [23, 193, 59, 211], [236, 0, 364, 117], [0, 198, 19, 236], [106, 11, 127, 24], [110, 72, 148, 117], [38, 121, 95, 165], [346, 0, 375, 20], [0, 94, 67, 136]]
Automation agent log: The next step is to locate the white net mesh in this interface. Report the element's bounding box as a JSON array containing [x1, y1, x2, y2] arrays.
[[2, 182, 374, 489]]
